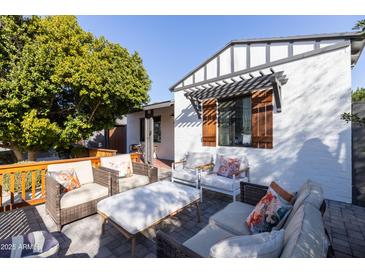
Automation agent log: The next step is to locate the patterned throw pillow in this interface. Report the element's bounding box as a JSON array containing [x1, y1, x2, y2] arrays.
[[246, 182, 294, 234], [102, 155, 133, 178], [48, 169, 81, 193], [215, 155, 241, 178]]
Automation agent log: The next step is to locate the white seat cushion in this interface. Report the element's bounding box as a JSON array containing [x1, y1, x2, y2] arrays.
[[201, 174, 240, 192], [47, 160, 93, 186], [97, 180, 200, 235], [60, 183, 108, 209], [172, 169, 198, 184], [209, 202, 253, 235], [210, 230, 285, 258], [118, 174, 150, 192], [183, 224, 235, 257]]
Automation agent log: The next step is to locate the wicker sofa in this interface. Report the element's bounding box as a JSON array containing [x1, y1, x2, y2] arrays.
[[156, 181, 333, 258], [99, 155, 158, 195], [45, 160, 112, 231]]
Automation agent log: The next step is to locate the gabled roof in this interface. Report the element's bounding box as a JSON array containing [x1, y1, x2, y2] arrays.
[[170, 31, 365, 92], [230, 31, 365, 45]]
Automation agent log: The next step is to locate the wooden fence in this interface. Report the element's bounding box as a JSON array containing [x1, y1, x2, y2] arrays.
[[0, 148, 117, 212], [352, 102, 365, 207]]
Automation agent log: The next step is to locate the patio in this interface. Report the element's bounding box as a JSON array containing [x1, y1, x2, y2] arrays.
[[1, 189, 365, 258]]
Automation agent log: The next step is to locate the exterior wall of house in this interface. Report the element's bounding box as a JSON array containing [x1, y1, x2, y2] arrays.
[[127, 105, 174, 160], [174, 45, 352, 203]]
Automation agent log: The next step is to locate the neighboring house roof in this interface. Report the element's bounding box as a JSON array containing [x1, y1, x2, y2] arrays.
[[128, 100, 174, 113], [143, 100, 174, 110], [169, 31, 365, 92]]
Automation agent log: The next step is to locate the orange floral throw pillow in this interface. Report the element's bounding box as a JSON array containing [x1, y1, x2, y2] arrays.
[[246, 183, 293, 234], [48, 169, 81, 193], [216, 155, 241, 178]]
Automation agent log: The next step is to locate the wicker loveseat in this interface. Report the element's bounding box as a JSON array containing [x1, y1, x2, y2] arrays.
[[99, 155, 158, 195], [45, 160, 112, 231], [156, 181, 333, 258]]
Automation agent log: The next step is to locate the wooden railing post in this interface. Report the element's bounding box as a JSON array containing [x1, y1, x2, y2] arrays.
[[31, 171, 36, 199], [10, 174, 14, 210], [21, 172, 26, 201], [41, 169, 46, 198], [0, 174, 3, 211]]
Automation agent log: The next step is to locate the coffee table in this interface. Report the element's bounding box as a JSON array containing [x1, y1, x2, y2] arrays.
[[97, 180, 201, 256]]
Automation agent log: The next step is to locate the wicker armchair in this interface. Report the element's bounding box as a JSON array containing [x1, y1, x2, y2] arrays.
[[100, 161, 158, 195], [46, 160, 112, 231], [156, 181, 333, 258]]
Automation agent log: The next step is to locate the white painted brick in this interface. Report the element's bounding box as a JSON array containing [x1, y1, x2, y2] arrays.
[[174, 46, 352, 202]]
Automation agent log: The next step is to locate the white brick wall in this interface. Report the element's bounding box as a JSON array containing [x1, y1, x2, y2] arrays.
[[174, 45, 352, 203]]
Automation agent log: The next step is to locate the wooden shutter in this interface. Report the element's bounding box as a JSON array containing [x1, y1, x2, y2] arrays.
[[202, 99, 217, 147], [252, 90, 273, 149]]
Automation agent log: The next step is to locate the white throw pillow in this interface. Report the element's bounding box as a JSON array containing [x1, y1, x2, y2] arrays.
[[209, 229, 285, 258]]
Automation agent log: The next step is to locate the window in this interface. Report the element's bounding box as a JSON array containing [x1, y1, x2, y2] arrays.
[[202, 90, 273, 149], [140, 116, 161, 143], [218, 96, 252, 146], [153, 116, 161, 143]]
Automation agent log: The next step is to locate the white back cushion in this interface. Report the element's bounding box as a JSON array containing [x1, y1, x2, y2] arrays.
[[281, 203, 328, 258], [185, 152, 213, 169], [47, 160, 93, 185], [100, 154, 133, 177]]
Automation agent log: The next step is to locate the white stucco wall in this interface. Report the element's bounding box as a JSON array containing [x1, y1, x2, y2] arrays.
[[174, 45, 352, 203], [127, 105, 175, 160]]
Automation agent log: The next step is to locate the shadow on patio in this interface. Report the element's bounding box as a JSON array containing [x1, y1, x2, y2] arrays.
[[1, 190, 365, 258]]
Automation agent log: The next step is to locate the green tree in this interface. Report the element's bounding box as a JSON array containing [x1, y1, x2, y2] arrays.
[[353, 19, 365, 31], [0, 16, 150, 161], [341, 88, 365, 127], [351, 87, 365, 102]]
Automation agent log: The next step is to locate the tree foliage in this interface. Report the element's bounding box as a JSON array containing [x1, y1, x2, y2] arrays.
[[341, 88, 365, 127], [341, 112, 365, 127], [351, 87, 365, 102], [353, 19, 365, 31], [0, 16, 151, 160]]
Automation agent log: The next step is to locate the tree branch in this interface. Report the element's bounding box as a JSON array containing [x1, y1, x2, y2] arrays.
[[88, 101, 101, 123]]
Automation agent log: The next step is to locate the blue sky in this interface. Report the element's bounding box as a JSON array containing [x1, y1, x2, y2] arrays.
[[77, 16, 365, 103]]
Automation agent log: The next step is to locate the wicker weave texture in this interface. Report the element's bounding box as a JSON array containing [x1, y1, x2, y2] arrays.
[[45, 167, 111, 231]]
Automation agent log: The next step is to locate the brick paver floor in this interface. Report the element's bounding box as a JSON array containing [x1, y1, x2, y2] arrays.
[[323, 200, 365, 258], [1, 190, 365, 258]]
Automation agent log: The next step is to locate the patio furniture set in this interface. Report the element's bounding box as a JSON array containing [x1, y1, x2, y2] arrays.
[[0, 152, 331, 258], [156, 180, 331, 258]]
